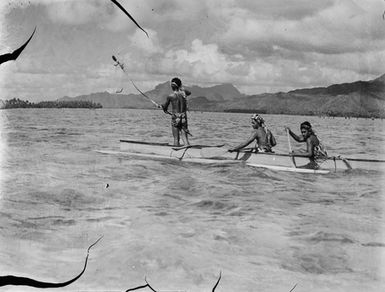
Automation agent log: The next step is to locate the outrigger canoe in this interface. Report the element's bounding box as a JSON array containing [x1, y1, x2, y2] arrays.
[[97, 139, 385, 174]]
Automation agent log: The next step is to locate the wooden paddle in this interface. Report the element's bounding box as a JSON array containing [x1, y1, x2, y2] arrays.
[[171, 144, 225, 151], [171, 144, 228, 159], [286, 129, 297, 168]]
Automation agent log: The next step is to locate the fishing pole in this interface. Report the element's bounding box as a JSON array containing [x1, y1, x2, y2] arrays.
[[111, 55, 171, 115]]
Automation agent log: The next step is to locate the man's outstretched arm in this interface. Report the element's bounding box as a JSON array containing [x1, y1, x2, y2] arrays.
[[229, 132, 258, 152]]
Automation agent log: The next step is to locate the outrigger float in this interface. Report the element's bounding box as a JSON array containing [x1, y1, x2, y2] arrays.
[[96, 139, 385, 174]]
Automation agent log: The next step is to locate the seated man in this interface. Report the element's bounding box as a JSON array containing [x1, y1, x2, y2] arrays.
[[285, 121, 328, 169], [229, 114, 276, 153]]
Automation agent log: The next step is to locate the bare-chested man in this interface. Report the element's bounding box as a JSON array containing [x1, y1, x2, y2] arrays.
[[160, 77, 191, 146], [285, 121, 327, 169], [229, 114, 276, 153]]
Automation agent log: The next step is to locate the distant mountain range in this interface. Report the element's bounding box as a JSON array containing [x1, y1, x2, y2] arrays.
[[58, 82, 245, 109], [58, 74, 385, 117]]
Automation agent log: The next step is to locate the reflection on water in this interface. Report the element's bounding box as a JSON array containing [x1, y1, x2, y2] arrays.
[[0, 109, 384, 292]]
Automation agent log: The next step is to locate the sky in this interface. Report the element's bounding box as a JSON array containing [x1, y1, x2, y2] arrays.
[[0, 0, 384, 101]]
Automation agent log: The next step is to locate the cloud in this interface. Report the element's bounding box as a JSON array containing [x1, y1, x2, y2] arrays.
[[2, 0, 152, 33], [129, 29, 163, 55], [163, 39, 227, 77], [310, 50, 385, 77], [221, 0, 385, 56], [45, 0, 109, 25], [108, 38, 247, 88], [235, 0, 335, 20], [0, 63, 118, 101], [156, 39, 281, 90]]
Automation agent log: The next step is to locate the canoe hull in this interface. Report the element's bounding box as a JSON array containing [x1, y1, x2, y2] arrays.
[[118, 139, 381, 172]]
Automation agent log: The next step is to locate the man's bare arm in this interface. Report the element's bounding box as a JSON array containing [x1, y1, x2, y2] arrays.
[[229, 131, 258, 151], [287, 128, 305, 142], [292, 139, 313, 157], [161, 96, 171, 113]]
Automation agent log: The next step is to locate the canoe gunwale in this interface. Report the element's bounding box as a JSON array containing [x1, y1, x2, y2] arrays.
[[120, 139, 225, 150]]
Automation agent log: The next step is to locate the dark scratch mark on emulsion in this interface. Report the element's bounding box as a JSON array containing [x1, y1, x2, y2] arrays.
[[125, 272, 222, 292], [110, 0, 149, 38], [0, 27, 36, 65], [0, 236, 102, 288]]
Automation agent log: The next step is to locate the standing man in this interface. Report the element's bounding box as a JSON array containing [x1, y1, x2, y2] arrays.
[[160, 77, 191, 146], [229, 114, 276, 153]]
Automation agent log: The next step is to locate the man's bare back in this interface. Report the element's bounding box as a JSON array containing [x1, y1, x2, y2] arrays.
[[163, 91, 188, 114]]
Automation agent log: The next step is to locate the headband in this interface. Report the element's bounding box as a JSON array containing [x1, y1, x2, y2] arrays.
[[300, 123, 312, 130], [251, 114, 264, 124]]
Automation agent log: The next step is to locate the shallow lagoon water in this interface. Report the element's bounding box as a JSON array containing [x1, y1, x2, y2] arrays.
[[0, 109, 384, 292]]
